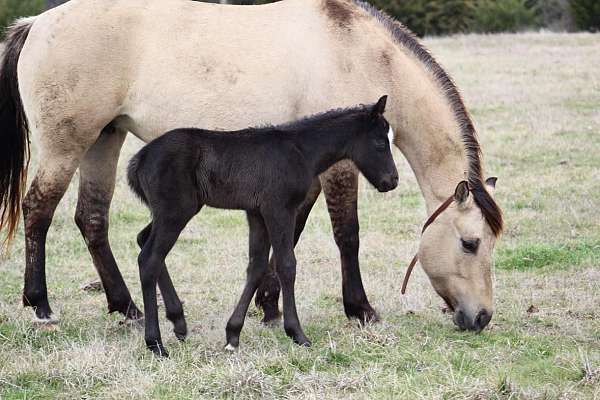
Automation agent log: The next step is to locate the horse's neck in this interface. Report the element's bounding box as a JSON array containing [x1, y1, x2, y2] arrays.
[[387, 72, 469, 214]]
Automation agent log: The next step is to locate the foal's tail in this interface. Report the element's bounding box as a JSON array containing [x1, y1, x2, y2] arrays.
[[127, 151, 149, 206], [0, 17, 36, 245]]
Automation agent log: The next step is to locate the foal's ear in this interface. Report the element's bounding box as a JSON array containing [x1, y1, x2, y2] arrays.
[[372, 95, 388, 117], [454, 180, 470, 204]]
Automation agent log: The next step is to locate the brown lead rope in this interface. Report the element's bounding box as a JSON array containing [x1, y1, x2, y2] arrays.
[[401, 195, 456, 294]]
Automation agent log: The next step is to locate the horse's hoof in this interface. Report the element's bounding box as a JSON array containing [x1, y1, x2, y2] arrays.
[[147, 342, 169, 358], [224, 343, 238, 352]]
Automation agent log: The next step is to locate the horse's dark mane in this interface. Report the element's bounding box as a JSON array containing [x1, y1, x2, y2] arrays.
[[351, 0, 503, 236]]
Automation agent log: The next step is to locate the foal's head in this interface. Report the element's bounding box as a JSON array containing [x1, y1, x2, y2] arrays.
[[419, 179, 501, 332], [350, 95, 399, 192]]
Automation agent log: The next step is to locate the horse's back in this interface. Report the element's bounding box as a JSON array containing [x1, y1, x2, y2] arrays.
[[18, 0, 392, 142]]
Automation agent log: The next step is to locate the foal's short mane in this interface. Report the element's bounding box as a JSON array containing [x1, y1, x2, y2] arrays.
[[260, 103, 371, 133], [351, 0, 503, 236]]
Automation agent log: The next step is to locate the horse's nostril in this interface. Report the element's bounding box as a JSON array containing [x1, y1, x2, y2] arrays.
[[474, 309, 492, 332], [453, 309, 467, 330]]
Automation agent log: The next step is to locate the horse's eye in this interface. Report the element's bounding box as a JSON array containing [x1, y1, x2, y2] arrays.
[[461, 238, 480, 254]]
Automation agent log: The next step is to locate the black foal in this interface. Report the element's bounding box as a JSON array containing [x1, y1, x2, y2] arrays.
[[127, 95, 398, 356]]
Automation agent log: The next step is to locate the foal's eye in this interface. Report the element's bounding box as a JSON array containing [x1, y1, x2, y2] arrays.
[[374, 138, 387, 151], [461, 238, 480, 254]]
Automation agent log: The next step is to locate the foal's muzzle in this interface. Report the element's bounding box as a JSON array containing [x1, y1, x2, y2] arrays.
[[377, 173, 399, 192]]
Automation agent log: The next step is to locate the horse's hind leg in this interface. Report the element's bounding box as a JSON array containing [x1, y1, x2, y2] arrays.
[[255, 179, 321, 323], [225, 212, 270, 349], [22, 144, 90, 321], [321, 161, 378, 324], [75, 127, 142, 319], [137, 223, 187, 340]]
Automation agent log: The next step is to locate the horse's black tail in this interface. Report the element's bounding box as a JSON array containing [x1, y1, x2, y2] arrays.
[[127, 151, 149, 206], [0, 17, 35, 245]]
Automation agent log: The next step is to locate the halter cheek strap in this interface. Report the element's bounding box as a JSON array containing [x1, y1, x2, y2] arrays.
[[401, 195, 455, 294]]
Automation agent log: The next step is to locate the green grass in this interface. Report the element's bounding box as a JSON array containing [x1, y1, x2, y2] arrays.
[[496, 241, 600, 271], [1, 32, 600, 399]]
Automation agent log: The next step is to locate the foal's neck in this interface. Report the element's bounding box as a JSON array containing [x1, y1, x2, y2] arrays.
[[289, 116, 359, 177]]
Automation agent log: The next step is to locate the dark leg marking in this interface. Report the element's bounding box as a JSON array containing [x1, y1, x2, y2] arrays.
[[75, 129, 142, 319], [22, 176, 66, 320], [321, 161, 378, 324]]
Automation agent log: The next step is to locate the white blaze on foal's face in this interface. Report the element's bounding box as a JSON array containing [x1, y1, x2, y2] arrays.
[[388, 125, 395, 151]]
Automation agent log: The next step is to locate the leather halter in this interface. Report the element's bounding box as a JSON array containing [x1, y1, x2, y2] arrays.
[[401, 195, 456, 294]]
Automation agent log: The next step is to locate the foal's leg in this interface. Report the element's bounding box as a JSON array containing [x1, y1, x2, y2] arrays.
[[75, 127, 142, 319], [137, 223, 187, 340], [138, 215, 192, 357], [321, 161, 378, 323], [225, 212, 270, 349], [263, 209, 310, 346], [255, 180, 322, 323]]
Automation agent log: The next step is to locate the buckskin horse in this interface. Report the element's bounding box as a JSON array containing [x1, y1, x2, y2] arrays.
[[0, 0, 502, 332]]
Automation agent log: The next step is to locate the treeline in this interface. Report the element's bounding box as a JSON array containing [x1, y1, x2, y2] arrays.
[[367, 0, 600, 36], [1, 0, 599, 39]]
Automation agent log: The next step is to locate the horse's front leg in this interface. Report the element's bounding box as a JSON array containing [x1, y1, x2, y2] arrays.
[[264, 209, 310, 346], [321, 161, 378, 324], [255, 180, 321, 323], [75, 127, 142, 320]]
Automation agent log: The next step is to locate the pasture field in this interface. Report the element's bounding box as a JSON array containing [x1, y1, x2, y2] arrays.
[[1, 32, 599, 399]]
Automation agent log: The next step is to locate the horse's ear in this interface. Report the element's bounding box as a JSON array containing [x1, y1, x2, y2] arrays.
[[485, 177, 497, 188], [485, 177, 497, 194], [454, 180, 470, 204], [372, 95, 388, 117]]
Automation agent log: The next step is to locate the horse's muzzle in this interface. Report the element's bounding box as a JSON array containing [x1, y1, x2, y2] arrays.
[[453, 308, 493, 332]]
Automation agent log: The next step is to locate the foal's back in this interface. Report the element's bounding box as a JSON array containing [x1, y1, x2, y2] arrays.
[[129, 129, 309, 211]]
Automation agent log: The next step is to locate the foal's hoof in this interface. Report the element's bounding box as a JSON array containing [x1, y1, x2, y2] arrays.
[[345, 303, 380, 325], [30, 307, 58, 325], [261, 307, 282, 325], [224, 342, 238, 352], [147, 342, 169, 358], [124, 304, 144, 321], [172, 318, 188, 341], [293, 335, 312, 347]]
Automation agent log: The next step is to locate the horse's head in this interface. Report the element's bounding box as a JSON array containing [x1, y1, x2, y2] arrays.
[[417, 178, 500, 332], [351, 95, 399, 193]]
